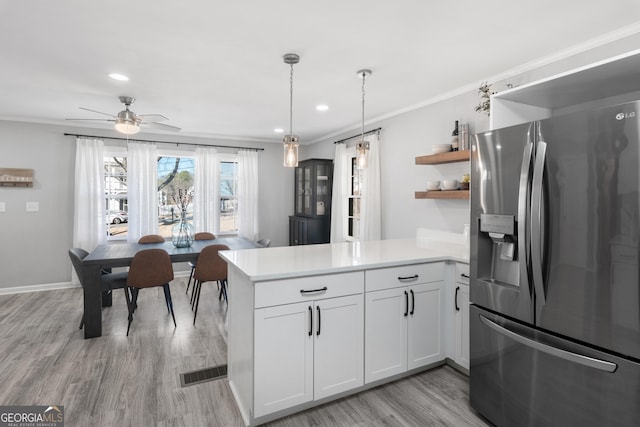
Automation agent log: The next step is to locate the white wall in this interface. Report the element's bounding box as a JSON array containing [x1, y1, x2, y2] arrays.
[[0, 121, 292, 289]]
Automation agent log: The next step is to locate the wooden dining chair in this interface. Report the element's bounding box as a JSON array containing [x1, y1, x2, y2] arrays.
[[68, 248, 128, 330], [192, 244, 229, 325], [138, 234, 165, 244], [125, 248, 175, 336], [186, 232, 216, 295]]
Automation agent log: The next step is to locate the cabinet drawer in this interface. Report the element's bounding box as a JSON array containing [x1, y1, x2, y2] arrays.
[[365, 262, 444, 292], [456, 263, 469, 284], [255, 271, 364, 308]]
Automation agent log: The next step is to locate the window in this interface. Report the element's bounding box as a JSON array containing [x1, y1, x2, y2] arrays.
[[347, 154, 362, 241], [103, 148, 238, 240], [219, 159, 238, 234], [157, 156, 194, 238], [104, 154, 128, 239]]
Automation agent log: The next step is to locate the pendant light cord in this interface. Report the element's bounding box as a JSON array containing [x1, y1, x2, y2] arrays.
[[289, 62, 294, 137], [361, 71, 366, 139]]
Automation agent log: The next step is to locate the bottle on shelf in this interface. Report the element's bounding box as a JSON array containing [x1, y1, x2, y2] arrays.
[[459, 122, 469, 150], [451, 120, 459, 151]]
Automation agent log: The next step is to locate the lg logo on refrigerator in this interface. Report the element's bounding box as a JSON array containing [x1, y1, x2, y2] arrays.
[[616, 112, 636, 120]]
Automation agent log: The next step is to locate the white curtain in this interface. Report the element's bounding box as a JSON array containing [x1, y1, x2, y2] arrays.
[[359, 133, 382, 241], [330, 143, 348, 243], [73, 138, 106, 250], [72, 138, 106, 284], [237, 150, 259, 241], [127, 141, 158, 242], [194, 146, 219, 235]]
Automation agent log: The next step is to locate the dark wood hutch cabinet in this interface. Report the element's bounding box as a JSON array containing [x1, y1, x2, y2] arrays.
[[289, 158, 333, 245]]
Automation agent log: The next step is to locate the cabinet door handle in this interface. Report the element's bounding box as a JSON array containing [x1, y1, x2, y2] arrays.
[[316, 305, 321, 336], [455, 286, 460, 311], [398, 274, 419, 282], [410, 289, 415, 315], [300, 286, 328, 295], [461, 273, 470, 279], [308, 305, 313, 336], [404, 291, 409, 317]]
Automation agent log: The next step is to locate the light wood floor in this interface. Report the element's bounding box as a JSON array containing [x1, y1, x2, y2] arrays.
[[0, 277, 490, 427]]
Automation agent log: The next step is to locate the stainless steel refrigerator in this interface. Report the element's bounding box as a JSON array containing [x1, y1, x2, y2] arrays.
[[470, 101, 640, 427]]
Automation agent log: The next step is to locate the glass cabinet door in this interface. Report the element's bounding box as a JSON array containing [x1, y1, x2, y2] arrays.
[[316, 163, 330, 216], [303, 164, 312, 216], [295, 167, 304, 216]]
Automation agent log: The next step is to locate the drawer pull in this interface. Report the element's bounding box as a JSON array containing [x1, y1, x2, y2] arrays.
[[300, 286, 328, 295], [398, 274, 419, 282], [460, 273, 470, 279]]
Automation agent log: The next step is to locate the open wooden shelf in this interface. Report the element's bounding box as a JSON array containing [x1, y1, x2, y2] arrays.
[[415, 149, 470, 165], [415, 190, 469, 200], [0, 168, 34, 187]]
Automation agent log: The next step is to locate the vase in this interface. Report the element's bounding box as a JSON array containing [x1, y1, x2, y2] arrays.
[[172, 211, 194, 248]]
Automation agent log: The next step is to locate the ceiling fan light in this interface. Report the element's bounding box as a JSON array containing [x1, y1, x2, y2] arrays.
[[114, 119, 140, 135]]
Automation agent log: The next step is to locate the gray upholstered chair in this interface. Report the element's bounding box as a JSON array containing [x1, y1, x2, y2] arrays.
[[125, 248, 175, 336], [68, 248, 128, 330], [256, 238, 271, 248], [192, 244, 229, 325]]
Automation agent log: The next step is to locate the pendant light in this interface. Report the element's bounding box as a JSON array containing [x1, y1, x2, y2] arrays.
[[283, 53, 300, 167], [355, 69, 372, 170]]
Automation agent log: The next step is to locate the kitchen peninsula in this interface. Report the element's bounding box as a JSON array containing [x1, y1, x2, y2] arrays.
[[220, 235, 470, 426]]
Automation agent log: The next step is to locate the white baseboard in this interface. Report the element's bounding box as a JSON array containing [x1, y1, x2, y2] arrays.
[[0, 282, 80, 295], [0, 271, 191, 296]]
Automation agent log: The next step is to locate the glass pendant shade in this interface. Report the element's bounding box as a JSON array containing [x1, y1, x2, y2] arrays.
[[356, 141, 369, 170], [283, 134, 299, 167], [114, 119, 140, 135]]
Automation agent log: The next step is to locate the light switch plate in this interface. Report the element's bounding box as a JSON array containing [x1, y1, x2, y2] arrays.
[[0, 202, 5, 212], [26, 201, 39, 212]]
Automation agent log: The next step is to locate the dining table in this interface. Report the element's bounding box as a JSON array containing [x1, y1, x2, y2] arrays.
[[81, 237, 259, 339]]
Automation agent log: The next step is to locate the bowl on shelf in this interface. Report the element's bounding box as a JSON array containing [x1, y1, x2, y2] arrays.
[[426, 180, 441, 191], [432, 144, 452, 154], [442, 179, 459, 190]]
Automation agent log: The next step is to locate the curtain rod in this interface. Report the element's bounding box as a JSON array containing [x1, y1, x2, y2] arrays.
[[333, 127, 381, 144], [63, 133, 265, 151]]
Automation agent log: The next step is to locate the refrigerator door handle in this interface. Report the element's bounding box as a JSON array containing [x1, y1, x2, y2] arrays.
[[531, 140, 547, 307], [480, 315, 617, 373], [518, 142, 533, 294]]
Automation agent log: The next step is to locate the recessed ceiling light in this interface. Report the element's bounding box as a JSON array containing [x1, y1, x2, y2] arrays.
[[316, 105, 329, 111], [109, 73, 129, 81], [274, 128, 284, 133]]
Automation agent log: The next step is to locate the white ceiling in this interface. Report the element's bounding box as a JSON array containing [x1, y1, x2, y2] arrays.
[[1, 1, 640, 144]]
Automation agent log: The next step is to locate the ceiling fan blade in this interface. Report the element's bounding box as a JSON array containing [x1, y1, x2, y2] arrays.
[[143, 122, 181, 132], [138, 114, 168, 122], [66, 118, 115, 122], [79, 107, 117, 118]]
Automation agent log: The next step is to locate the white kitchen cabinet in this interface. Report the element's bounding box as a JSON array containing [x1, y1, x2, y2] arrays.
[[453, 263, 470, 370], [365, 263, 444, 384], [253, 275, 364, 418], [490, 49, 640, 129]]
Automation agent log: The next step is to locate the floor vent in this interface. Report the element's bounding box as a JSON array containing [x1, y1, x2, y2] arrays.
[[180, 364, 227, 387]]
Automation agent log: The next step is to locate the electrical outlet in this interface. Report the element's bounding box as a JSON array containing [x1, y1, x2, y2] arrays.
[[0, 202, 5, 212], [26, 201, 39, 212]]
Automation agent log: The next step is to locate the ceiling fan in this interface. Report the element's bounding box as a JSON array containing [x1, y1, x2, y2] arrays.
[[67, 96, 181, 135]]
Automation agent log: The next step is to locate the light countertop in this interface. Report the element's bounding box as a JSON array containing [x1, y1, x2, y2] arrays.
[[220, 237, 469, 282]]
